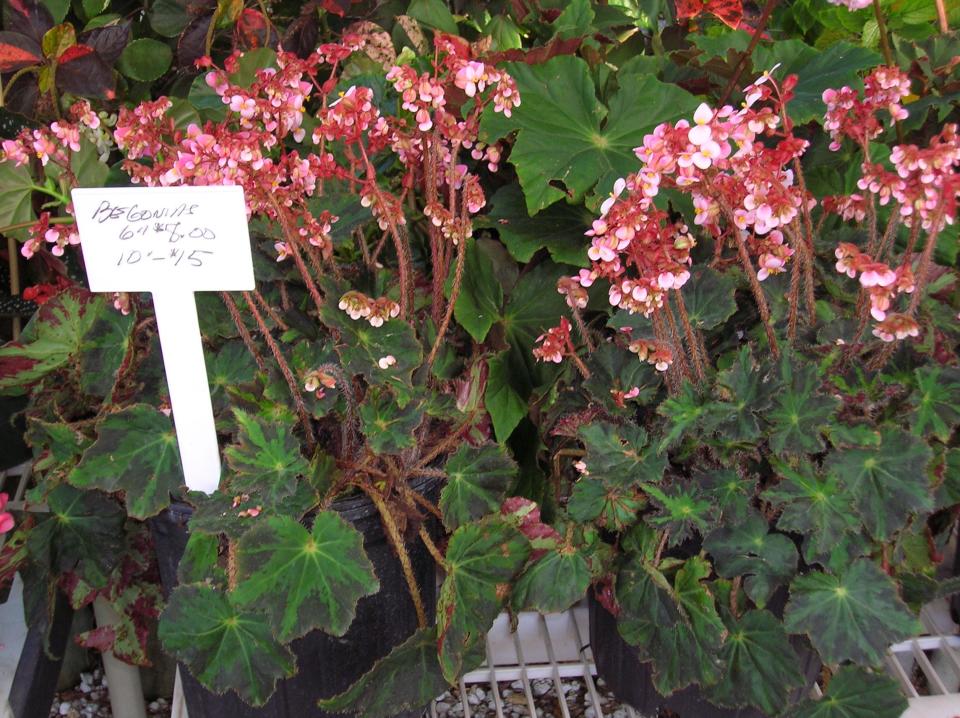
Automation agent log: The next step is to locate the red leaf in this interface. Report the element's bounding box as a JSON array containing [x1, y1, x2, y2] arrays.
[[675, 0, 743, 29], [0, 352, 40, 381], [0, 32, 43, 72], [5, 0, 53, 43], [281, 13, 318, 59], [234, 9, 275, 50], [319, 0, 354, 16], [484, 35, 581, 66], [56, 44, 113, 97], [76, 625, 116, 653]]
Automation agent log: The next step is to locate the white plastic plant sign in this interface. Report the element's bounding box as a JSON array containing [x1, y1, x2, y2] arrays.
[[71, 185, 255, 493]]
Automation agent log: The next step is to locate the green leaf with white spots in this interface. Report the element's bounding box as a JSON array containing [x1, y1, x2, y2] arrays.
[[765, 461, 860, 566], [792, 666, 907, 718], [825, 430, 933, 540], [706, 609, 804, 715], [158, 584, 295, 706], [704, 512, 798, 608], [784, 560, 921, 665], [438, 518, 530, 682], [440, 444, 517, 531], [233, 512, 378, 642], [318, 627, 450, 718], [910, 366, 960, 442], [617, 555, 725, 695], [224, 408, 308, 503], [69, 405, 182, 519], [359, 387, 424, 454], [767, 354, 840, 455]]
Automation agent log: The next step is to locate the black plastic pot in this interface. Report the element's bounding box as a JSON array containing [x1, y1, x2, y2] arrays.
[[588, 590, 820, 718], [150, 477, 438, 718]]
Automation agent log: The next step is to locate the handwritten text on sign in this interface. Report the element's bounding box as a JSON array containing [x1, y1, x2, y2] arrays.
[[72, 186, 256, 493], [72, 185, 254, 292]]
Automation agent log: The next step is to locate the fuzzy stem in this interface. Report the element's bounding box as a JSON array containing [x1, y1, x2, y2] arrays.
[[419, 524, 448, 570], [415, 411, 478, 470], [674, 291, 705, 383], [315, 362, 358, 457], [872, 0, 905, 144], [269, 198, 326, 317], [363, 483, 427, 629], [570, 305, 596, 353], [242, 292, 316, 452], [876, 212, 901, 262], [426, 231, 466, 369], [220, 292, 267, 372], [227, 540, 238, 591], [252, 289, 289, 331], [662, 299, 691, 381], [935, 0, 949, 32], [733, 231, 780, 358], [652, 312, 679, 394]]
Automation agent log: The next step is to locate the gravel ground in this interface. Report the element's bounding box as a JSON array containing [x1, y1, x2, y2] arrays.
[[50, 667, 634, 718], [48, 667, 170, 718]]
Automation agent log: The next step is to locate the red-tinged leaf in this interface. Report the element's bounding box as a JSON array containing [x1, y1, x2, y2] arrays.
[[483, 34, 581, 66], [41, 23, 76, 60], [319, 0, 353, 16], [76, 625, 116, 652], [176, 14, 211, 68], [675, 0, 743, 29], [0, 351, 41, 382], [4, 0, 53, 43], [281, 13, 318, 59], [56, 44, 113, 97], [234, 9, 275, 50], [0, 32, 43, 72], [78, 22, 131, 66]]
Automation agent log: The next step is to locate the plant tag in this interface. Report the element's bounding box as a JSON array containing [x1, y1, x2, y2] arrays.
[[71, 186, 255, 493]]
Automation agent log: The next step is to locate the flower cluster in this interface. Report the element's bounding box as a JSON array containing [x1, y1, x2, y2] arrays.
[[338, 291, 401, 326], [835, 242, 916, 325], [627, 337, 673, 372], [0, 493, 13, 535], [20, 213, 80, 259], [303, 368, 337, 396], [826, 0, 872, 9], [822, 66, 911, 150], [533, 317, 574, 364]]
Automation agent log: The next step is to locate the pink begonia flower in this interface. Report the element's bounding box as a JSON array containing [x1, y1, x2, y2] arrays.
[[826, 0, 872, 9], [600, 178, 627, 216], [0, 493, 14, 534], [688, 103, 714, 146]]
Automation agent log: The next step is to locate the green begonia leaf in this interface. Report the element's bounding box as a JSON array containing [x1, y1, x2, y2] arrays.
[[935, 448, 960, 509], [439, 444, 517, 531], [484, 350, 526, 442], [359, 388, 424, 454], [704, 512, 798, 608], [177, 532, 225, 586], [69, 404, 182, 519], [0, 160, 34, 241], [715, 346, 775, 444], [672, 267, 737, 331], [233, 513, 378, 642], [577, 421, 667, 487], [568, 479, 644, 530], [767, 354, 840, 455], [481, 56, 698, 214], [451, 239, 503, 343], [825, 430, 933, 540], [437, 518, 530, 682], [26, 484, 125, 589], [792, 666, 907, 718], [656, 381, 721, 452], [511, 548, 591, 614], [644, 483, 714, 547], [206, 341, 258, 412], [478, 184, 591, 266], [0, 291, 131, 396], [617, 555, 724, 695], [159, 584, 295, 706], [318, 627, 450, 718], [699, 469, 753, 525], [784, 559, 921, 665], [752, 41, 881, 125], [706, 609, 804, 715], [910, 366, 960, 442], [765, 461, 859, 566], [224, 408, 308, 503], [584, 342, 659, 414]]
